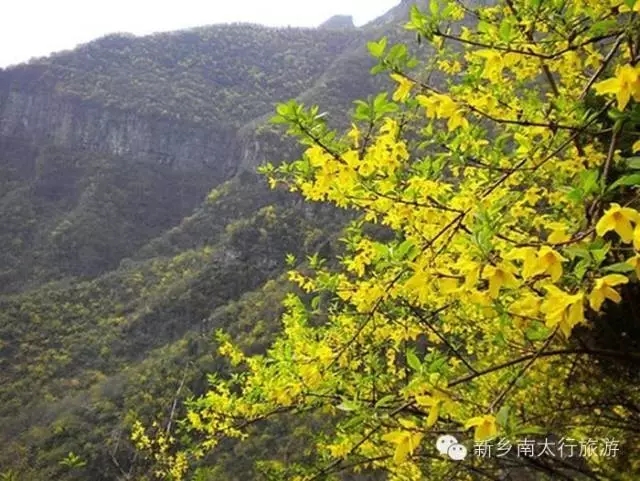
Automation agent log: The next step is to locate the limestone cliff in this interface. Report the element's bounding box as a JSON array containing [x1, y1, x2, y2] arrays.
[[0, 84, 237, 174], [0, 23, 364, 176]]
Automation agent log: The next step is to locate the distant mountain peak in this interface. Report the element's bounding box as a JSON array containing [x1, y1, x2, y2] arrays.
[[364, 0, 427, 27], [318, 15, 356, 29]]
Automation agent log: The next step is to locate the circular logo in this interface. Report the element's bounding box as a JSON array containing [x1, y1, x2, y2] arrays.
[[436, 435, 458, 455], [447, 443, 468, 461]]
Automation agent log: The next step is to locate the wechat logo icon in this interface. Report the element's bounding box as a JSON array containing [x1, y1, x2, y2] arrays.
[[436, 434, 468, 461]]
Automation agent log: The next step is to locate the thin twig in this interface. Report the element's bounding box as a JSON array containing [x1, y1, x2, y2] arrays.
[[449, 346, 640, 388], [580, 34, 626, 100], [165, 366, 189, 436], [407, 303, 478, 374], [489, 328, 557, 411]]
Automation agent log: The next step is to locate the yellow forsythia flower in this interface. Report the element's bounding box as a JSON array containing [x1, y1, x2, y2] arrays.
[[465, 415, 498, 441], [589, 274, 629, 311], [540, 286, 585, 337], [382, 428, 424, 464], [482, 262, 519, 298], [619, 0, 640, 13], [547, 222, 571, 244], [627, 254, 640, 278], [505, 247, 539, 279], [595, 203, 640, 243], [390, 73, 414, 102], [509, 295, 541, 328], [593, 64, 640, 110], [537, 246, 567, 282], [347, 123, 360, 148]]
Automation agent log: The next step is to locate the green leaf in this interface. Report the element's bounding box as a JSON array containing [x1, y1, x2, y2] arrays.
[[373, 242, 389, 258], [337, 400, 360, 412], [589, 247, 609, 266], [373, 92, 388, 112], [496, 405, 510, 427], [407, 5, 427, 30], [608, 173, 640, 191], [608, 108, 623, 121], [477, 20, 491, 34], [603, 262, 635, 273], [493, 331, 507, 347], [387, 44, 408, 64], [367, 37, 388, 58], [275, 103, 291, 117], [499, 19, 512, 41], [579, 169, 600, 195], [372, 92, 398, 119], [353, 100, 372, 121], [285, 253, 296, 266], [625, 157, 640, 170], [428, 354, 447, 373], [375, 395, 396, 408], [566, 187, 584, 203], [565, 245, 590, 260], [370, 64, 387, 75], [573, 258, 590, 281], [613, 118, 625, 133], [516, 425, 547, 435], [525, 324, 551, 341], [589, 19, 618, 36], [341, 413, 366, 430], [396, 239, 416, 259], [589, 238, 607, 250], [406, 350, 422, 372], [430, 0, 440, 16], [311, 295, 321, 310]]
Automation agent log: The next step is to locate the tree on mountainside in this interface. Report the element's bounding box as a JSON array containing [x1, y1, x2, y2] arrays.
[[137, 1, 640, 479]]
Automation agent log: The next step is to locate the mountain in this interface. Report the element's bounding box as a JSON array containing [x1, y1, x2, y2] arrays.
[[0, 25, 363, 194], [0, 24, 364, 292], [319, 15, 356, 29], [0, 3, 430, 480]]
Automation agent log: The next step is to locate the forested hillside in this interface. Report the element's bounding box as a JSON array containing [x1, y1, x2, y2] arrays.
[[2, 25, 363, 125], [0, 2, 427, 480], [9, 1, 639, 480], [0, 171, 351, 480]]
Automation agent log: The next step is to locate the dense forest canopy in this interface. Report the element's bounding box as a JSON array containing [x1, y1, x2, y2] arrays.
[[1, 24, 362, 125]]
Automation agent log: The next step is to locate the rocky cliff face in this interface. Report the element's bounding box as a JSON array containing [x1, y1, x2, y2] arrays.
[[0, 23, 366, 178], [0, 83, 239, 175]]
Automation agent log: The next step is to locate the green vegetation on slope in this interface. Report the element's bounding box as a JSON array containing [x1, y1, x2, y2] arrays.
[[0, 141, 218, 293], [0, 4, 435, 480], [0, 172, 349, 480]]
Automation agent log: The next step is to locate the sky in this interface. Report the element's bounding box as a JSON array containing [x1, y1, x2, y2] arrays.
[[0, 0, 400, 68]]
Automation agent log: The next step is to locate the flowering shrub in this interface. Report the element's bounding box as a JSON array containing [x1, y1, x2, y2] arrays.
[[139, 1, 640, 479]]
